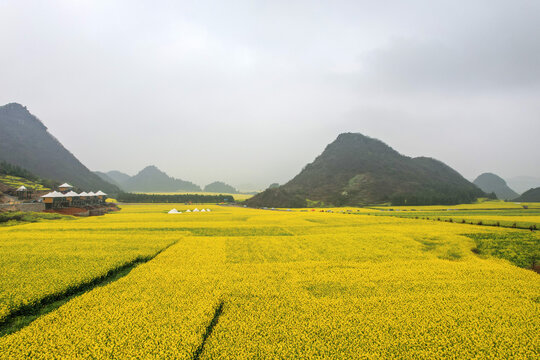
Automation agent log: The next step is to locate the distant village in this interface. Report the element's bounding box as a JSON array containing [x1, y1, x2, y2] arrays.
[[2, 182, 112, 215], [35, 183, 108, 209]]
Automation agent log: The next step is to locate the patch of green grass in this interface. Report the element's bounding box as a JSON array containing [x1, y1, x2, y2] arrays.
[[465, 232, 540, 269], [0, 212, 74, 227]]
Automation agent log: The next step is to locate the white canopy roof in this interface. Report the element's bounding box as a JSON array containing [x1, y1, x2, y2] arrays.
[[16, 185, 27, 191], [185, 209, 191, 212], [59, 183, 73, 188], [79, 191, 89, 196], [168, 208, 179, 214], [206, 209, 211, 212], [193, 208, 200, 212], [87, 191, 96, 196], [95, 190, 107, 196], [65, 191, 79, 197], [41, 191, 65, 198]]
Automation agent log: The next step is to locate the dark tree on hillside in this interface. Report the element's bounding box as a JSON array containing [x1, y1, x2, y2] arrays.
[[117, 192, 234, 203]]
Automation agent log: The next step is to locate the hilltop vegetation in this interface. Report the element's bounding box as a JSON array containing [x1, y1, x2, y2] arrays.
[[203, 181, 238, 194], [96, 166, 200, 192], [0, 103, 119, 194], [515, 187, 540, 202], [247, 133, 485, 207], [473, 173, 518, 200], [507, 176, 540, 194]]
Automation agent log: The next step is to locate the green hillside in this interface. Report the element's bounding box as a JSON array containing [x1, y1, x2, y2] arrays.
[[203, 181, 238, 194], [473, 173, 519, 200], [0, 161, 55, 191], [121, 165, 200, 192], [0, 103, 120, 194], [0, 175, 50, 191], [515, 187, 540, 202], [247, 133, 485, 207]]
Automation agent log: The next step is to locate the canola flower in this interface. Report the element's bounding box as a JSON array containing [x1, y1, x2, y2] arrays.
[[0, 208, 179, 322], [0, 204, 538, 359]]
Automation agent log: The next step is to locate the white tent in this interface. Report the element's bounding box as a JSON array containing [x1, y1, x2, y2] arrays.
[[168, 208, 179, 214], [206, 209, 211, 212], [193, 208, 200, 212], [95, 190, 107, 196], [79, 191, 89, 197], [186, 209, 191, 212], [87, 191, 96, 196], [41, 191, 64, 198], [65, 191, 79, 197], [16, 185, 27, 191], [201, 209, 206, 212], [59, 183, 73, 188]]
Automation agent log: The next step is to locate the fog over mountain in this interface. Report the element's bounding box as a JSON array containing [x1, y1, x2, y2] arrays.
[[1, 1, 539, 189]]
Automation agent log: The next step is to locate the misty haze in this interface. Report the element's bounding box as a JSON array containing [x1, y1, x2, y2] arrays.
[[1, 1, 539, 359]]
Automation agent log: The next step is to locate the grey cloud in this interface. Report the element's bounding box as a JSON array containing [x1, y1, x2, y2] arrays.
[[0, 1, 539, 189], [359, 1, 540, 92]]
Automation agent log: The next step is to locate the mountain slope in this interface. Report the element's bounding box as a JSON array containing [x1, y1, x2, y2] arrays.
[[121, 165, 200, 192], [473, 173, 519, 200], [106, 170, 131, 185], [95, 171, 122, 188], [514, 187, 540, 202], [247, 133, 484, 207], [507, 176, 540, 195], [203, 181, 238, 194], [0, 103, 120, 194]]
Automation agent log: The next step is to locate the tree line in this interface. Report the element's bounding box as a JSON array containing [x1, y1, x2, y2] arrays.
[[116, 192, 235, 203]]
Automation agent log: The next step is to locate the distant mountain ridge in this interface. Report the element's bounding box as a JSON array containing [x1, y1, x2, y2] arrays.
[[514, 187, 540, 202], [94, 171, 122, 187], [106, 170, 131, 185], [0, 103, 120, 194], [473, 173, 519, 200], [507, 176, 540, 195], [204, 181, 238, 194], [247, 133, 484, 207], [96, 166, 200, 192]]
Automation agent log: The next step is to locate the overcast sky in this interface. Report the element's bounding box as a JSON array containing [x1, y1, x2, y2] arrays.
[[1, 0, 539, 190]]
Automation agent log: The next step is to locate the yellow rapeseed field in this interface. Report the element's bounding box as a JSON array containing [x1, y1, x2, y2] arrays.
[[0, 204, 538, 359], [0, 211, 179, 323]]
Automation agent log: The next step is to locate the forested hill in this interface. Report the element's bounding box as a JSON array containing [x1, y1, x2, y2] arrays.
[[0, 103, 120, 194], [95, 171, 122, 187], [473, 173, 519, 200], [204, 181, 238, 193], [247, 133, 484, 207], [514, 187, 540, 202], [120, 165, 201, 192]]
